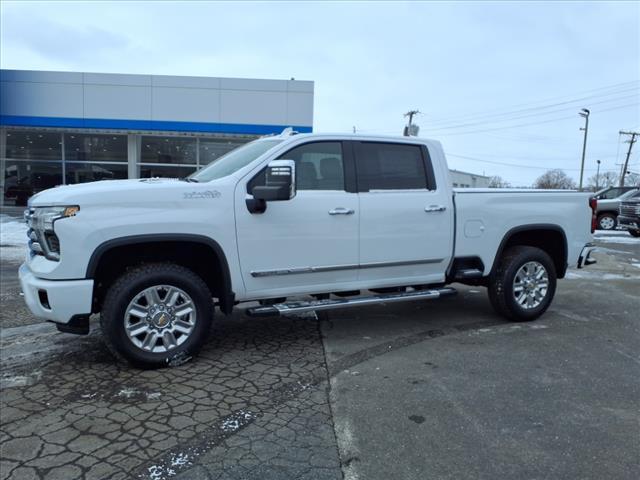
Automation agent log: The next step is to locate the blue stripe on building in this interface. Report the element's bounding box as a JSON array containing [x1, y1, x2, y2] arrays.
[[0, 115, 313, 135]]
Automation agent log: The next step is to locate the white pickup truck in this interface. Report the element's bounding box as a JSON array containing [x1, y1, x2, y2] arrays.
[[19, 130, 597, 367]]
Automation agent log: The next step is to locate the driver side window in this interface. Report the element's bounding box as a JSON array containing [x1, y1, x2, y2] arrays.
[[248, 142, 344, 193]]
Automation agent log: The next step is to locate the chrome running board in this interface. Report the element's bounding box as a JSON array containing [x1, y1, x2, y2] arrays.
[[245, 287, 457, 317]]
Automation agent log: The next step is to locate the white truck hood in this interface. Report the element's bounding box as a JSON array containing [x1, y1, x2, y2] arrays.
[[28, 178, 221, 207]]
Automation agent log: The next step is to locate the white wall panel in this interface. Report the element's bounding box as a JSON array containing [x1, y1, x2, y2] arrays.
[[84, 85, 152, 120], [220, 90, 288, 125], [286, 92, 314, 126], [0, 81, 83, 117], [0, 70, 82, 84], [84, 72, 151, 87], [152, 75, 221, 89], [152, 87, 220, 122], [219, 77, 287, 92], [1, 69, 314, 128]]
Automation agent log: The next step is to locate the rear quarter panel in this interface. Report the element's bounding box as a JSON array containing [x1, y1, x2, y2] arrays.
[[454, 189, 593, 274]]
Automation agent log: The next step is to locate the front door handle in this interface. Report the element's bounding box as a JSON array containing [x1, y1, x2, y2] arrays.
[[329, 207, 355, 215], [425, 205, 446, 213]]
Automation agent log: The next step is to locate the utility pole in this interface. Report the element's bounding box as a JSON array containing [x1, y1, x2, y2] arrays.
[[578, 108, 590, 191], [595, 159, 601, 190], [403, 110, 420, 136], [619, 130, 638, 187]]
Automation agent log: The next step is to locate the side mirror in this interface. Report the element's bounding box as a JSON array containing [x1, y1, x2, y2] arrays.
[[253, 160, 296, 202]]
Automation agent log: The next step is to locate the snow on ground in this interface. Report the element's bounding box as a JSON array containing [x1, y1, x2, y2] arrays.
[[565, 270, 639, 281], [593, 229, 640, 245], [1, 214, 28, 262], [593, 230, 634, 236]]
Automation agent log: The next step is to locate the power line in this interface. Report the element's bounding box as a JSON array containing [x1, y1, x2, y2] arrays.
[[433, 103, 640, 136], [448, 152, 603, 172], [424, 81, 639, 126], [425, 93, 639, 132]]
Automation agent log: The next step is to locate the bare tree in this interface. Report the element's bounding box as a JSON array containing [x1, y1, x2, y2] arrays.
[[488, 175, 511, 188], [586, 170, 617, 191], [533, 169, 576, 189]]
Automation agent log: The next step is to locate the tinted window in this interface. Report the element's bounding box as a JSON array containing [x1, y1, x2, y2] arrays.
[[280, 142, 344, 190], [249, 142, 344, 192], [356, 142, 429, 191]]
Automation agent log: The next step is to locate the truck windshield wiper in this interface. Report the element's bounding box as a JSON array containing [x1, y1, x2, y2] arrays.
[[181, 177, 199, 183]]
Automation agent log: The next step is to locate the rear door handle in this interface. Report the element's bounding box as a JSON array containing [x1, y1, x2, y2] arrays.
[[425, 205, 446, 213], [329, 207, 355, 215]]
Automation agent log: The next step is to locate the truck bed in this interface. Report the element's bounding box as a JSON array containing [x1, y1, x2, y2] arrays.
[[453, 189, 593, 275]]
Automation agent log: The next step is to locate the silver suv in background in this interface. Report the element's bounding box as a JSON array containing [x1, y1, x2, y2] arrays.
[[594, 187, 639, 230]]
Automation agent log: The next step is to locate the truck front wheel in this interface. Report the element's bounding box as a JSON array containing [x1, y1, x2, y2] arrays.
[[488, 246, 557, 322], [100, 263, 213, 368]]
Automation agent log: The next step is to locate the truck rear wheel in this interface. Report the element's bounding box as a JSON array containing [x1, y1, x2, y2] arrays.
[[100, 263, 213, 368], [488, 246, 556, 322]]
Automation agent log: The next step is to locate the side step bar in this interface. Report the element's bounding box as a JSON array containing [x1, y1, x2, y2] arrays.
[[245, 287, 457, 317]]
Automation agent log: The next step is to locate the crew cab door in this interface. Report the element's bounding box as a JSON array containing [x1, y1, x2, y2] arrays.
[[235, 141, 359, 297], [354, 141, 453, 285]]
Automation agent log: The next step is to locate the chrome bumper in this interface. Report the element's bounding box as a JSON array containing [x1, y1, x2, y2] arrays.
[[577, 243, 597, 269]]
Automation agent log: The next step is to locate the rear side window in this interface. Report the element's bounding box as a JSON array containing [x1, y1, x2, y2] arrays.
[[355, 142, 433, 191]]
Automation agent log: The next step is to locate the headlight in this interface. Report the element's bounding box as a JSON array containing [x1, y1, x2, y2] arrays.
[[25, 206, 79, 261]]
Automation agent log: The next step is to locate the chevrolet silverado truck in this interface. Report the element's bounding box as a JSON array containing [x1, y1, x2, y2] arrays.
[[618, 191, 640, 237], [19, 130, 597, 367]]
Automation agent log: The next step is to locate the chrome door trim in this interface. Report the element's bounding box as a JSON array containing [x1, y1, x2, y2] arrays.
[[250, 258, 443, 277]]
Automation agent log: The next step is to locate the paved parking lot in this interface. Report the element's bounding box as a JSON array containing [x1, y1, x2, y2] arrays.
[[1, 224, 639, 480]]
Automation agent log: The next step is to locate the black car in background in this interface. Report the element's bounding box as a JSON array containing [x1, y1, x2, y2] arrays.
[[618, 191, 640, 237]]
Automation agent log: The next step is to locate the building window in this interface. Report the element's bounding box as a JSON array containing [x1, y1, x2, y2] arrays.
[[5, 130, 62, 160], [65, 133, 127, 162], [138, 165, 197, 179], [140, 136, 197, 164], [65, 162, 128, 184], [4, 160, 63, 205], [199, 138, 244, 166]]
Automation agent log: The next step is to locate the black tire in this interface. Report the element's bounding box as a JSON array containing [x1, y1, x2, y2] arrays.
[[488, 246, 557, 322], [596, 213, 617, 230], [100, 263, 213, 368], [629, 230, 640, 238]]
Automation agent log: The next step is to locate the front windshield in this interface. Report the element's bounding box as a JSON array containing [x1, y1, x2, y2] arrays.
[[189, 139, 283, 182]]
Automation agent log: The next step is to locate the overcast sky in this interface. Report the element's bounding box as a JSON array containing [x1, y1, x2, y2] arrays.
[[1, 0, 639, 186]]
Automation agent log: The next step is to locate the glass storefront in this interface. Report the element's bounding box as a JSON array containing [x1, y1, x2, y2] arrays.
[[1, 128, 254, 207], [65, 134, 127, 162]]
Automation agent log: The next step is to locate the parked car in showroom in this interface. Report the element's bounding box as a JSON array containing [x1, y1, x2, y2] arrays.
[[618, 191, 640, 237], [594, 187, 639, 230], [19, 130, 597, 367]]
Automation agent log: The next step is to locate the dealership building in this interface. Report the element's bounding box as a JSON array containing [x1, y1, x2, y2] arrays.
[[1, 69, 493, 207], [0, 69, 314, 206]]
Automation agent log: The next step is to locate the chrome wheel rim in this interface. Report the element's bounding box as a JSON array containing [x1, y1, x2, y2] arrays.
[[124, 285, 196, 353], [599, 216, 615, 230], [512, 261, 549, 310]]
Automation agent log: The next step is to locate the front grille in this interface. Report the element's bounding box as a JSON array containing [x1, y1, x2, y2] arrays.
[[24, 208, 60, 260], [620, 203, 638, 217]]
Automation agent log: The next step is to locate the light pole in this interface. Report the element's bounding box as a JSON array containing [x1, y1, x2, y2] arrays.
[[595, 159, 601, 190], [578, 108, 590, 191]]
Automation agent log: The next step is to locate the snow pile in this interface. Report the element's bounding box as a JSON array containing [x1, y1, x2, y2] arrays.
[[0, 214, 27, 262]]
